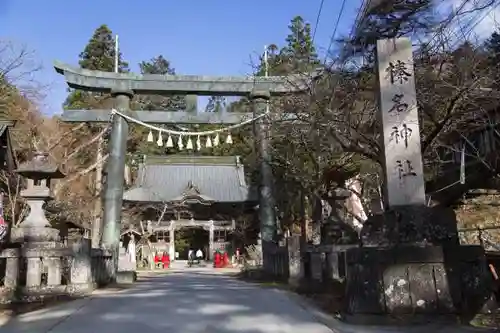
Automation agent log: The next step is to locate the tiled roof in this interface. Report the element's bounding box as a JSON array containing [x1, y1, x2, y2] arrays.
[[123, 155, 255, 203], [16, 152, 64, 177]]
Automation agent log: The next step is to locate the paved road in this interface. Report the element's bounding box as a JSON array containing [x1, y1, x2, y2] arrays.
[[0, 267, 333, 333], [0, 266, 494, 333]]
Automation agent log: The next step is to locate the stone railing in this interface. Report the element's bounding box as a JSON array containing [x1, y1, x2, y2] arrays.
[[247, 235, 359, 286], [302, 244, 359, 283], [0, 237, 112, 303]]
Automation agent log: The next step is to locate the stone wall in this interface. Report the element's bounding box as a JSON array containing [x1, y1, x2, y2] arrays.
[[0, 237, 112, 303], [266, 236, 496, 320], [455, 189, 500, 251]]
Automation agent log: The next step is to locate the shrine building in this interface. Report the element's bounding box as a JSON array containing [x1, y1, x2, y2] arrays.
[[121, 155, 256, 261]]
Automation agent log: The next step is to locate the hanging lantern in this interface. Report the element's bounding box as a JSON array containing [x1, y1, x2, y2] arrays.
[[196, 136, 202, 151], [205, 135, 212, 148], [147, 130, 154, 142], [214, 133, 220, 146], [178, 135, 184, 150], [225, 133, 233, 144], [166, 135, 173, 148], [156, 131, 163, 146], [186, 137, 193, 150]]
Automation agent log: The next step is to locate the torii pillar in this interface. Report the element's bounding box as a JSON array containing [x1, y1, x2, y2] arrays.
[[251, 89, 277, 273]]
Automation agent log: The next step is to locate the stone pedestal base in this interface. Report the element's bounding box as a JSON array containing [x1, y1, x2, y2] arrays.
[[116, 271, 136, 284], [345, 245, 495, 322], [11, 226, 60, 243]]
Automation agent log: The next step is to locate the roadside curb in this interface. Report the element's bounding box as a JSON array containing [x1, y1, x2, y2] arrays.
[[277, 289, 343, 333]]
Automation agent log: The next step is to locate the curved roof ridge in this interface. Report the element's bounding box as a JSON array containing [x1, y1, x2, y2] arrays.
[[144, 155, 240, 166]]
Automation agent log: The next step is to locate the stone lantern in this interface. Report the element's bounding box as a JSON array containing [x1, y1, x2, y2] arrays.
[[11, 152, 65, 244]]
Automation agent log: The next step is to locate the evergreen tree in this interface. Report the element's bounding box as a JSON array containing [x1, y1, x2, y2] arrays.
[[64, 24, 128, 111], [485, 31, 500, 88], [78, 24, 128, 72], [349, 0, 434, 62], [205, 96, 227, 112], [281, 16, 319, 71], [129, 55, 188, 157], [254, 17, 319, 77], [136, 55, 185, 111]]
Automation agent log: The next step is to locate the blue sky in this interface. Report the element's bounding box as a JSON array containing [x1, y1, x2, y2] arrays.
[[0, 0, 361, 114]]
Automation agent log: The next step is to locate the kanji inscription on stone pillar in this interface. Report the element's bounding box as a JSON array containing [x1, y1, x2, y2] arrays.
[[376, 37, 425, 207]]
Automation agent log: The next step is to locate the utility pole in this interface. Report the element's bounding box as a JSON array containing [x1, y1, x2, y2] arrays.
[[92, 34, 119, 248]]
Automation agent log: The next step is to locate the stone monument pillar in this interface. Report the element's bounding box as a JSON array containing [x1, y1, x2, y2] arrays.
[[344, 37, 494, 321]]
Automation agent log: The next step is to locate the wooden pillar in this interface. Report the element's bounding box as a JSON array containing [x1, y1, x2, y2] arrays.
[[209, 220, 214, 260]]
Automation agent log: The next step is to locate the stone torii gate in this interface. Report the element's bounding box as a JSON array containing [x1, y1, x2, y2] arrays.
[[54, 61, 316, 278]]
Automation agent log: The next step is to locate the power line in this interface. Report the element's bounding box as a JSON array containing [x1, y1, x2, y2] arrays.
[[324, 0, 348, 63], [351, 0, 374, 38], [419, 0, 470, 52], [312, 0, 326, 43], [423, 0, 500, 52], [460, 0, 500, 41]]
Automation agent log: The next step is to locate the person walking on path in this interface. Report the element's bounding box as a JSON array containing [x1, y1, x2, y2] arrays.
[[196, 248, 203, 264], [188, 248, 194, 267]]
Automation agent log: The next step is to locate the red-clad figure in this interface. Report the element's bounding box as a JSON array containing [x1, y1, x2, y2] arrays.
[[161, 252, 170, 269], [154, 253, 161, 268], [214, 251, 221, 268], [222, 252, 229, 268]]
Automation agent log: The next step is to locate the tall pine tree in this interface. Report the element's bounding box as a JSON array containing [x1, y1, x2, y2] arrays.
[[64, 24, 128, 111], [281, 16, 319, 72], [136, 55, 185, 110], [485, 31, 500, 89], [128, 55, 188, 157]]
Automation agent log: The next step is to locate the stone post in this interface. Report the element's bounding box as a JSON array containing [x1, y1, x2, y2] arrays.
[[251, 89, 277, 274], [70, 238, 92, 293], [101, 90, 132, 282], [311, 199, 323, 245], [47, 257, 62, 286], [4, 256, 19, 288], [287, 234, 302, 287], [310, 252, 323, 283], [26, 257, 41, 287], [169, 221, 175, 261]]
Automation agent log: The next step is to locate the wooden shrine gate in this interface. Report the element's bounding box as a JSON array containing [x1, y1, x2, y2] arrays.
[[54, 61, 317, 280]]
